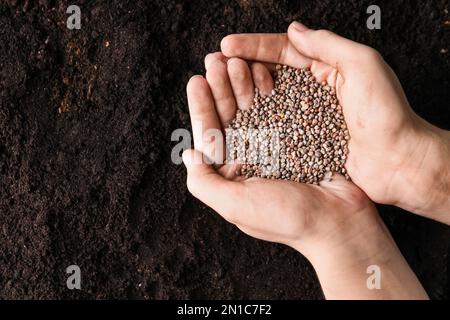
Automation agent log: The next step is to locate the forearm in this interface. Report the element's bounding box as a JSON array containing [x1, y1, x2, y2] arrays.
[[399, 123, 450, 224], [301, 209, 428, 299], [425, 128, 450, 223]]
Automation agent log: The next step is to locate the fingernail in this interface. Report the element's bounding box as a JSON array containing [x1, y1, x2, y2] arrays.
[[291, 21, 308, 32]]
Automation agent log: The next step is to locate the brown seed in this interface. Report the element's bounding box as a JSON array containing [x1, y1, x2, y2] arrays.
[[226, 65, 350, 184]]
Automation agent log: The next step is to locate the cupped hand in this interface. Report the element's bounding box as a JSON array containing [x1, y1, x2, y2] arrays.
[[184, 51, 379, 256], [183, 51, 428, 299], [220, 22, 450, 223]]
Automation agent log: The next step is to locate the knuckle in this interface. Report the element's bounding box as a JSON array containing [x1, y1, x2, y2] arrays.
[[227, 58, 246, 75], [316, 29, 334, 40], [207, 59, 227, 76], [252, 73, 264, 84], [252, 65, 268, 83]]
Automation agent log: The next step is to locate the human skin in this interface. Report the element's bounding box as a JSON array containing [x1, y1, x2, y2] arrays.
[[219, 22, 450, 225], [182, 23, 431, 298]]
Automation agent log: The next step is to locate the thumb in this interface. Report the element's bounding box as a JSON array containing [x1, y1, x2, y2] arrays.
[[287, 21, 369, 72], [182, 149, 242, 224]]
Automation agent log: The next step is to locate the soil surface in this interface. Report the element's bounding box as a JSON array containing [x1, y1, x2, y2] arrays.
[[0, 0, 449, 299]]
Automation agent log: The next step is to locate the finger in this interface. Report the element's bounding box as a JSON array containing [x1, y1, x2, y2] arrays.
[[227, 58, 254, 110], [186, 75, 223, 163], [258, 60, 335, 87], [287, 21, 368, 73], [254, 62, 277, 73], [205, 52, 228, 70], [206, 59, 237, 127], [218, 163, 244, 181], [250, 62, 274, 96], [221, 33, 312, 69], [183, 149, 243, 223]]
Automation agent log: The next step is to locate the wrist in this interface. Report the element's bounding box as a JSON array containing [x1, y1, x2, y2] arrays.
[[298, 208, 428, 299], [426, 128, 450, 221], [395, 121, 450, 224]]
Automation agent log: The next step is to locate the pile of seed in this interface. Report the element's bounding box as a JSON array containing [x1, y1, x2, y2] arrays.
[[226, 65, 350, 184]]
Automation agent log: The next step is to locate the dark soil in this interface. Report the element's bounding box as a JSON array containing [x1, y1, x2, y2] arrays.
[[0, 0, 449, 299]]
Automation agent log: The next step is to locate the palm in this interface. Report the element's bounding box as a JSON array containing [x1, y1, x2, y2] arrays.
[[183, 25, 434, 300], [219, 31, 425, 205], [337, 59, 421, 204], [186, 49, 373, 248]]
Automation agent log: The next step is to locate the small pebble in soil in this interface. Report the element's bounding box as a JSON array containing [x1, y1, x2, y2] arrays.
[[226, 65, 350, 185]]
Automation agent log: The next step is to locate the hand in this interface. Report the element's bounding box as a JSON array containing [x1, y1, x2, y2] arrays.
[[220, 22, 450, 224], [184, 55, 373, 255], [183, 51, 427, 299]]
